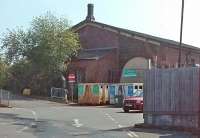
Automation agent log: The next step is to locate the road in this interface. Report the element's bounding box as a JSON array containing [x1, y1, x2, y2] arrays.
[[0, 96, 197, 138]]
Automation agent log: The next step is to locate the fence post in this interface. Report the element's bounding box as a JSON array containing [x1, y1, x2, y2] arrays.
[[8, 91, 10, 107], [0, 89, 1, 104], [50, 87, 53, 99]]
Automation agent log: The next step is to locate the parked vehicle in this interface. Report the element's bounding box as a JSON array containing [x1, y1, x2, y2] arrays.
[[123, 91, 143, 112]]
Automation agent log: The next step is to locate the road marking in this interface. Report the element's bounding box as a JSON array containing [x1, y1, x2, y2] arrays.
[[105, 113, 116, 121], [72, 119, 83, 128], [118, 124, 123, 128], [114, 121, 119, 124], [31, 110, 38, 122], [16, 126, 29, 133], [14, 108, 38, 122], [127, 131, 139, 138], [14, 107, 38, 129], [130, 131, 139, 138], [104, 113, 139, 138], [127, 132, 134, 138], [105, 113, 109, 116], [110, 117, 115, 121], [108, 115, 115, 121]]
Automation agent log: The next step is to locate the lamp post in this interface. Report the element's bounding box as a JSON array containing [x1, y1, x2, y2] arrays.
[[178, 0, 184, 68]]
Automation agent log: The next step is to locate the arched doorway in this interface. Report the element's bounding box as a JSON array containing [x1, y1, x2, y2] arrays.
[[120, 57, 151, 83]]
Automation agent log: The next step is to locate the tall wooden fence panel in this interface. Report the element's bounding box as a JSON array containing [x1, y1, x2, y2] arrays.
[[144, 68, 200, 129]]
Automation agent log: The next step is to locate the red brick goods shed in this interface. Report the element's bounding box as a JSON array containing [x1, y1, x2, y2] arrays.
[[68, 4, 200, 83]]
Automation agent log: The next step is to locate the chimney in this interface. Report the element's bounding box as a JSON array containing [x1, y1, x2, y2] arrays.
[[86, 4, 95, 22]]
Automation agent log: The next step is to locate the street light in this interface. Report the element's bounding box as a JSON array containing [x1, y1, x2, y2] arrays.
[[178, 0, 184, 68]]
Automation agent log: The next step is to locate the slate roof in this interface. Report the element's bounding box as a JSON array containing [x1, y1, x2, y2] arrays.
[[72, 20, 200, 51]]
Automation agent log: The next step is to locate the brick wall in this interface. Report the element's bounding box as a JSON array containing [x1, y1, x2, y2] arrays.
[[77, 25, 119, 49], [72, 24, 200, 82], [70, 50, 117, 83]]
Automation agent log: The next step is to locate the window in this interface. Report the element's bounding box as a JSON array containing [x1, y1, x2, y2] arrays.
[[135, 85, 138, 90], [139, 85, 143, 90]]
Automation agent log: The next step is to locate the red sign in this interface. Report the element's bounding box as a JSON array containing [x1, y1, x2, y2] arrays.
[[68, 74, 75, 83]]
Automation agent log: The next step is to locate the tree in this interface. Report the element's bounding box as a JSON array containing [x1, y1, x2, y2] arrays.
[[0, 58, 8, 88], [1, 12, 80, 95]]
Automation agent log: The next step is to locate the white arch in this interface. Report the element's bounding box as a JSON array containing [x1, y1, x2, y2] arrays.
[[120, 57, 150, 83], [123, 57, 149, 69]]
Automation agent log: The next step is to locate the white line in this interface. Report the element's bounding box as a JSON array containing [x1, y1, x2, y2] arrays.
[[31, 110, 38, 121], [14, 108, 38, 122], [108, 116, 115, 121], [129, 131, 139, 138], [110, 117, 115, 121], [127, 132, 134, 138], [114, 121, 119, 124], [105, 113, 115, 121], [16, 126, 29, 133], [74, 119, 79, 123], [72, 118, 83, 128], [118, 124, 123, 128]]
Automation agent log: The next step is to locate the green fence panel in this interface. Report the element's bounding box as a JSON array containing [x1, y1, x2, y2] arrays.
[[78, 84, 84, 96], [92, 84, 99, 96]]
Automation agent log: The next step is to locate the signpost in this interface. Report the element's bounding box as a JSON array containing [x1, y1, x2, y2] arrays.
[[68, 73, 76, 83], [68, 73, 76, 102]]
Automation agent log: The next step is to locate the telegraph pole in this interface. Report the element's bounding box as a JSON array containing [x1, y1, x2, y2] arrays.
[[178, 0, 184, 68]]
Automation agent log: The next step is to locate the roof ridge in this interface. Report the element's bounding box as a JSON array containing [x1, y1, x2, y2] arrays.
[[72, 20, 200, 51]]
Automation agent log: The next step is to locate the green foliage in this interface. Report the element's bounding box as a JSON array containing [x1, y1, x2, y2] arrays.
[[1, 12, 80, 95], [0, 58, 8, 88]]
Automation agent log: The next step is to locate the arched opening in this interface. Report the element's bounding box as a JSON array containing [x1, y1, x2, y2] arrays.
[[120, 57, 151, 83]]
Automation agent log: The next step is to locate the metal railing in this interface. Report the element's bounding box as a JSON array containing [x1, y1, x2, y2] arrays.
[[0, 89, 10, 107], [50, 87, 68, 100]]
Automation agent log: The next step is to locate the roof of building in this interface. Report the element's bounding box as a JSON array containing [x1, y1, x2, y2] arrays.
[[76, 47, 115, 60], [72, 20, 200, 52]]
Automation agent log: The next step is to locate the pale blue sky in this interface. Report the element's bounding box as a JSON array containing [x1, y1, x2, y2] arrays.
[[0, 0, 199, 47]]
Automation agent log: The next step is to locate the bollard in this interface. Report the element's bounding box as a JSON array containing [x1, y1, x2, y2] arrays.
[[65, 94, 68, 104]]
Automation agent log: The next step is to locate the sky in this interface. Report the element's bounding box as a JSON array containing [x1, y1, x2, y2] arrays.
[[0, 0, 200, 47]]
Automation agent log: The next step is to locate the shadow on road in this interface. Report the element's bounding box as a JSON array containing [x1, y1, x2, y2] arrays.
[[67, 103, 120, 108], [0, 113, 18, 120], [103, 125, 199, 138], [0, 112, 198, 138], [0, 112, 39, 124], [10, 94, 36, 101]]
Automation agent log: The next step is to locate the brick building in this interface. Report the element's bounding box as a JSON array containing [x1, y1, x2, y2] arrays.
[[68, 4, 200, 83]]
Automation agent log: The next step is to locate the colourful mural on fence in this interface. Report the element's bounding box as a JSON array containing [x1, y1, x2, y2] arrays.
[[78, 83, 143, 105], [78, 83, 108, 105]]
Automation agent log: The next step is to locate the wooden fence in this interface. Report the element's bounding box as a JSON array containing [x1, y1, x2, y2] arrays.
[[144, 67, 200, 130]]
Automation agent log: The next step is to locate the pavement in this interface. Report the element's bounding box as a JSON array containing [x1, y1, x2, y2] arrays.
[[0, 95, 198, 138]]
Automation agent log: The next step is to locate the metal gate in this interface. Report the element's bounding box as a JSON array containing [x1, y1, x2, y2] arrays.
[[0, 89, 10, 107], [50, 87, 68, 100]]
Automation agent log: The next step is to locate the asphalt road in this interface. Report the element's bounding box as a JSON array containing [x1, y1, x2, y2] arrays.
[[0, 96, 197, 138]]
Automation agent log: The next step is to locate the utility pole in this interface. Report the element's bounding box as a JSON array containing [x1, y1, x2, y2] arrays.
[[178, 0, 184, 68]]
